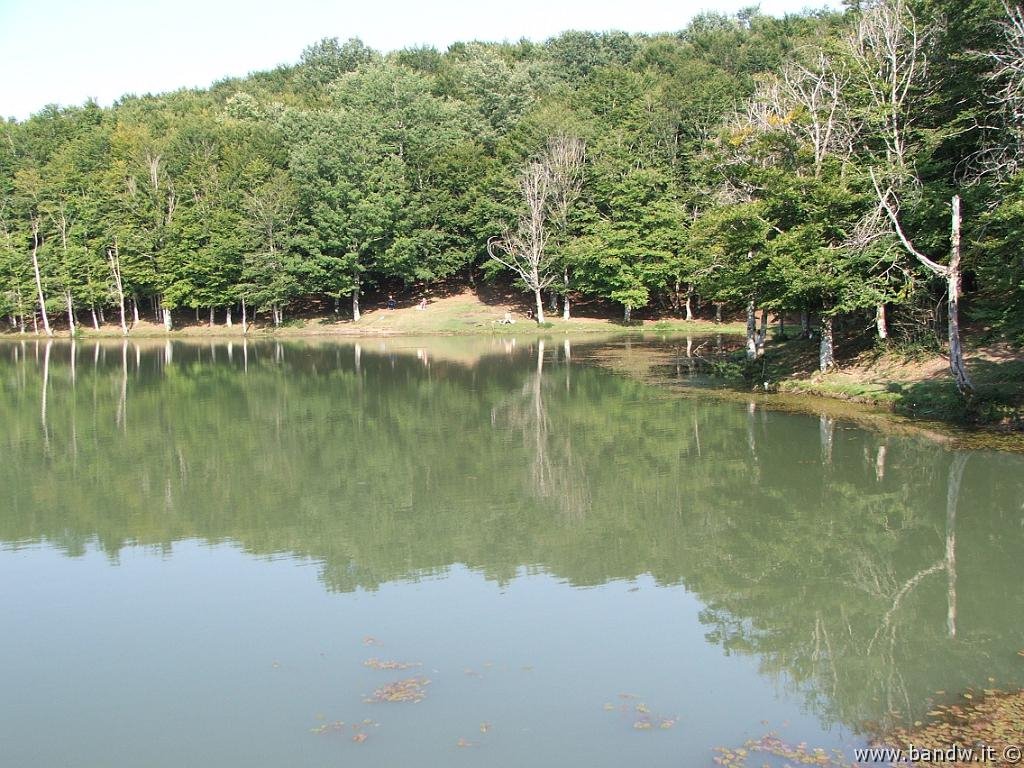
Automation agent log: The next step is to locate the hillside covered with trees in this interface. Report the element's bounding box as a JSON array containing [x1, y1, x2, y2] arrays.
[[2, 0, 1024, 393]]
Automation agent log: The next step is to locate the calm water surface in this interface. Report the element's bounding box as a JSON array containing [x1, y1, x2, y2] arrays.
[[1, 336, 1021, 767]]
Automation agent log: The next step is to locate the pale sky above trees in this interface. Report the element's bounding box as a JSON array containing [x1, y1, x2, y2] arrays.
[[0, 0, 837, 120]]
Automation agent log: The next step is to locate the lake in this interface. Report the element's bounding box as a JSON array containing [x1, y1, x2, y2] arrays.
[[1, 336, 1021, 767]]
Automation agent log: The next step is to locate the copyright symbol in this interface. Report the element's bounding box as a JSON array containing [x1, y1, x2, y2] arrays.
[[1005, 745, 1023, 764]]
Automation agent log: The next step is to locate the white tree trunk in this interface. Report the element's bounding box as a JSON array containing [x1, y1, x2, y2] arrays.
[[946, 197, 974, 398], [352, 288, 360, 321], [876, 303, 888, 340], [623, 304, 631, 323], [90, 307, 99, 331], [30, 221, 52, 337], [745, 300, 758, 360], [534, 287, 545, 323], [209, 307, 215, 327], [756, 307, 769, 356], [241, 298, 248, 335], [107, 241, 128, 336], [226, 306, 232, 327], [65, 290, 75, 336], [132, 297, 140, 326], [685, 284, 694, 321], [819, 315, 835, 372], [163, 306, 173, 331]]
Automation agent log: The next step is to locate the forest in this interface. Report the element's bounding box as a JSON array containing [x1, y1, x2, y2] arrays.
[[2, 0, 1024, 393]]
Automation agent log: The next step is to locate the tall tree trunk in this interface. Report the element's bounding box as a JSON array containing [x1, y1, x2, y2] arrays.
[[685, 284, 694, 321], [225, 306, 232, 327], [819, 315, 835, 372], [714, 302, 723, 324], [132, 296, 140, 326], [241, 298, 248, 335], [65, 290, 75, 336], [757, 307, 769, 356], [30, 220, 52, 337], [562, 268, 570, 320], [549, 291, 557, 312], [745, 300, 757, 360], [534, 287, 545, 323], [878, 190, 974, 399], [90, 306, 99, 331], [162, 305, 172, 332], [107, 240, 128, 336], [946, 196, 973, 398], [209, 307, 215, 327], [623, 304, 631, 323], [352, 287, 360, 322], [876, 303, 888, 340], [801, 309, 811, 338]]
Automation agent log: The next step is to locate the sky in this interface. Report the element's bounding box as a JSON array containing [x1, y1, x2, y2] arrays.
[[0, 0, 839, 121]]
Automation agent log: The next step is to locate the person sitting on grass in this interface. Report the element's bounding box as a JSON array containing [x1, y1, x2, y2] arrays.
[[387, 295, 396, 310]]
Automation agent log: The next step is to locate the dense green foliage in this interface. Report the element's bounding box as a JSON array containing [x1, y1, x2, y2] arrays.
[[1, 0, 1022, 347]]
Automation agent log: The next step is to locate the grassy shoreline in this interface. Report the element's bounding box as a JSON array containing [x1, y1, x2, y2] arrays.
[[1, 289, 748, 338]]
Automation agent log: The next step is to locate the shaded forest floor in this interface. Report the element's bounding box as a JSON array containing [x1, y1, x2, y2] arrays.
[[8, 287, 747, 338]]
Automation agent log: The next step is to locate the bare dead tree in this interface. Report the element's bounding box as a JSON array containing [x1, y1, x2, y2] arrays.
[[107, 236, 129, 336], [978, 2, 1024, 176], [845, 0, 930, 172], [488, 135, 586, 323], [546, 135, 586, 319], [873, 173, 974, 397], [741, 52, 855, 179]]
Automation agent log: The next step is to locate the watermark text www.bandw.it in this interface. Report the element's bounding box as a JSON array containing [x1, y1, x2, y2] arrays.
[[854, 744, 1022, 764]]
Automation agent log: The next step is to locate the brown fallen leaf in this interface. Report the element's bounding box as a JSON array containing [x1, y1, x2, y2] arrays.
[[456, 737, 474, 748], [352, 733, 368, 744]]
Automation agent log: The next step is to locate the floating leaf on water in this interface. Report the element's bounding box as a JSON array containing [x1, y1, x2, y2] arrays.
[[456, 737, 474, 748], [309, 720, 346, 736], [479, 722, 491, 733], [352, 732, 368, 744], [633, 720, 652, 730], [362, 636, 379, 646], [659, 718, 677, 729], [618, 693, 639, 700], [603, 703, 615, 712], [635, 703, 649, 714], [366, 676, 431, 703], [271, 661, 280, 668], [364, 658, 421, 671]]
